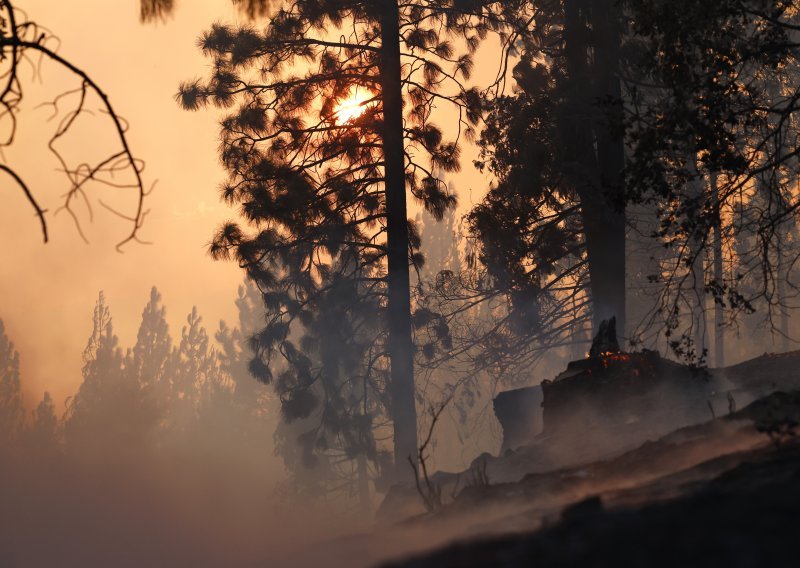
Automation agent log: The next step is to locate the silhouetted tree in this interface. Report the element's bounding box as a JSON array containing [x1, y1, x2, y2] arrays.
[[459, 0, 800, 370], [179, 0, 523, 479], [0, 319, 23, 446], [131, 287, 172, 392], [23, 391, 59, 451], [450, 0, 623, 377], [621, 0, 800, 356], [164, 307, 223, 436], [65, 293, 157, 452]]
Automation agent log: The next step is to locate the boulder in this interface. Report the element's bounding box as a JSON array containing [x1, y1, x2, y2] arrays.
[[493, 386, 543, 453]]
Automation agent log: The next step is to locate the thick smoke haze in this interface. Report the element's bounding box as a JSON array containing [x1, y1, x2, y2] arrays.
[[0, 0, 247, 407], [0, 0, 498, 409], [2, 3, 797, 568], [0, 6, 500, 565]]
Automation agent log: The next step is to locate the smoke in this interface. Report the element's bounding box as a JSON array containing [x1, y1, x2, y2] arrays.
[[0, 306, 787, 568], [0, 280, 361, 567], [0, 393, 381, 568]]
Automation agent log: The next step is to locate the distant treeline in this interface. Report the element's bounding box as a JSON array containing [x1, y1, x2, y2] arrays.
[[0, 283, 277, 463]]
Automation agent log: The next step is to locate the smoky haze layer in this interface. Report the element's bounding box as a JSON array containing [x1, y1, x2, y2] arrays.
[[0, 286, 369, 568], [1, 287, 796, 568], [0, 0, 501, 409], [0, 0, 248, 406], [0, 281, 488, 568], [1, 434, 293, 567], [2, 2, 800, 567]]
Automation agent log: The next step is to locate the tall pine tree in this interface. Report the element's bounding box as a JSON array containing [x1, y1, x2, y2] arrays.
[[24, 392, 59, 452], [163, 307, 223, 437], [465, 0, 626, 369], [65, 293, 157, 453], [131, 287, 172, 392], [179, 1, 524, 477]]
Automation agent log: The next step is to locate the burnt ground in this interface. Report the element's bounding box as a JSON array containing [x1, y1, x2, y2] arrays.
[[381, 391, 800, 568], [388, 443, 800, 567]]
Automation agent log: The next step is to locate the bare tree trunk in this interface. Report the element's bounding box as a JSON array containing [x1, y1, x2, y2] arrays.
[[380, 0, 418, 478], [564, 0, 627, 341], [693, 253, 706, 361], [765, 79, 792, 353], [777, 240, 789, 352], [570, 289, 588, 360], [711, 172, 725, 367], [687, 153, 706, 360], [357, 452, 370, 514], [591, 0, 627, 341]]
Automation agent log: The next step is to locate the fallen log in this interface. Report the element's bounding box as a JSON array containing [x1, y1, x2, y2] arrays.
[[493, 320, 800, 455]]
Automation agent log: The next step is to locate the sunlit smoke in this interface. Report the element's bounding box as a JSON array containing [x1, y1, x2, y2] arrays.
[[334, 89, 373, 124]]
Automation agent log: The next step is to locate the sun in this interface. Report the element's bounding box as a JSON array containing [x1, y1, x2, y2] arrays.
[[334, 89, 373, 124]]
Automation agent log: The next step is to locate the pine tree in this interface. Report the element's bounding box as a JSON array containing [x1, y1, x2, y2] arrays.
[[131, 287, 172, 391], [179, 1, 524, 478], [65, 292, 122, 444], [465, 0, 800, 366], [216, 279, 266, 405], [65, 292, 157, 452], [465, 0, 625, 368], [0, 319, 23, 446], [164, 307, 222, 435], [280, 256, 389, 502], [24, 392, 60, 451]]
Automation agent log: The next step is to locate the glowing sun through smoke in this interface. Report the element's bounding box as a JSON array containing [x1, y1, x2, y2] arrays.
[[334, 89, 373, 124]]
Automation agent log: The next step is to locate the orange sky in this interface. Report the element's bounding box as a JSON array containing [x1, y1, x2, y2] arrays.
[[0, 1, 250, 406], [0, 0, 497, 408]]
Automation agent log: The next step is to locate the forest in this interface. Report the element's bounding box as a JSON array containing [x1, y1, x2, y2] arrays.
[[2, 0, 800, 566]]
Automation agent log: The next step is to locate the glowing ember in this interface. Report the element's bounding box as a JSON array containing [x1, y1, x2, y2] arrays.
[[598, 352, 633, 369]]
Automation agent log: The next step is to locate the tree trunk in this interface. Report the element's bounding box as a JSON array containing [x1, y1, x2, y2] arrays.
[[777, 238, 789, 352], [379, 0, 419, 478], [590, 0, 627, 341], [563, 0, 627, 341], [570, 287, 588, 360], [765, 79, 791, 353], [711, 172, 725, 367], [357, 452, 371, 514], [687, 153, 706, 359]]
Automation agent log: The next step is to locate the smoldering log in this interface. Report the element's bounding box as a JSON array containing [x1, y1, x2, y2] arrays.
[[493, 318, 800, 454]]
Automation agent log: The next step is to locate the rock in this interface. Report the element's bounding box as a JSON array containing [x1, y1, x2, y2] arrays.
[[493, 386, 544, 453]]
